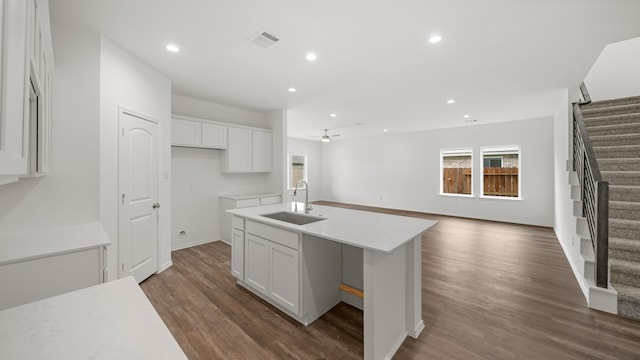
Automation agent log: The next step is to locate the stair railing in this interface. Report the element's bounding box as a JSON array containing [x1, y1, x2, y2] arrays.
[[572, 82, 609, 288]]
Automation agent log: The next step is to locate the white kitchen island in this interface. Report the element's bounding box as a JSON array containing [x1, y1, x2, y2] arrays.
[[228, 202, 437, 360]]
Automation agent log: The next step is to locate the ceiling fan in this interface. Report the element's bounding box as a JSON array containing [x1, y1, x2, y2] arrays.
[[309, 129, 341, 143]]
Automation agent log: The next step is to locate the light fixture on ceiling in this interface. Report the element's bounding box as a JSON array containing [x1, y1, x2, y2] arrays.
[[306, 53, 317, 61], [463, 114, 470, 118], [166, 44, 180, 53], [321, 129, 331, 143], [428, 35, 442, 43], [447, 99, 455, 104], [330, 113, 337, 118], [288, 87, 297, 92]]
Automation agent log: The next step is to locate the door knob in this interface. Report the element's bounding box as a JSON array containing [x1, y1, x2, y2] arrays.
[[152, 203, 161, 209]]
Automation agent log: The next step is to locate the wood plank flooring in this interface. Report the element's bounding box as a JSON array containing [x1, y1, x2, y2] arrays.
[[141, 202, 640, 359]]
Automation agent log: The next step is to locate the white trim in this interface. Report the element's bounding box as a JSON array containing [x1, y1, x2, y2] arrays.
[[171, 238, 220, 251], [480, 144, 521, 199], [157, 260, 173, 274], [440, 147, 474, 197]]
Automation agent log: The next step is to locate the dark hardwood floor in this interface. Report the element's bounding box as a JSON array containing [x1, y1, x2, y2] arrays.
[[141, 202, 640, 359]]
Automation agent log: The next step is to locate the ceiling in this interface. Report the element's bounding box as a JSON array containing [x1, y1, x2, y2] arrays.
[[50, 0, 640, 140]]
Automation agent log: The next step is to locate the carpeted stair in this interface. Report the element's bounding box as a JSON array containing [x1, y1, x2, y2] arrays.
[[582, 95, 640, 320]]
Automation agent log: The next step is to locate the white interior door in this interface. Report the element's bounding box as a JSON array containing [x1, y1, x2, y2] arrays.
[[118, 109, 158, 283]]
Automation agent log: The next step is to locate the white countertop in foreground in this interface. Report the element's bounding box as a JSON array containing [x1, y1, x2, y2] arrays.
[[228, 202, 437, 253], [0, 277, 187, 360]]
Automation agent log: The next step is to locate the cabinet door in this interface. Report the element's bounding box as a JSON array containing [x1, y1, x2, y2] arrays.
[[201, 122, 227, 149], [252, 130, 272, 173], [269, 242, 299, 314], [171, 119, 201, 147], [231, 228, 244, 280], [0, 0, 29, 176], [226, 127, 252, 172], [245, 234, 269, 296]]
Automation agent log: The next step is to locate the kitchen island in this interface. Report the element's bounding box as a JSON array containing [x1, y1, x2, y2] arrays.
[[228, 202, 437, 360]]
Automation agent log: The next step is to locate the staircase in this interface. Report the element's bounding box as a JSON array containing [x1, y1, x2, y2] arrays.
[[581, 95, 640, 320]]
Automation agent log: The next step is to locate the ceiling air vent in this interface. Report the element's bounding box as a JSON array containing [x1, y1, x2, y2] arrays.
[[250, 31, 280, 48]]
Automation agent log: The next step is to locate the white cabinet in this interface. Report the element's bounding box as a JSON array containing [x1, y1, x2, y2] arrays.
[[231, 217, 244, 280], [238, 220, 300, 315], [1, 0, 53, 181], [201, 122, 227, 148], [252, 130, 273, 173], [245, 234, 269, 296], [219, 193, 282, 243], [223, 127, 272, 173], [269, 242, 299, 314], [0, 0, 29, 177], [171, 116, 228, 149]]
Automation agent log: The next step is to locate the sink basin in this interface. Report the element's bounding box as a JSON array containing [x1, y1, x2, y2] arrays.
[[260, 211, 326, 225]]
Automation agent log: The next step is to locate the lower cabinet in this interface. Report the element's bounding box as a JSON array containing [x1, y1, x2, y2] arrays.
[[269, 242, 299, 314], [231, 228, 244, 280], [245, 234, 269, 296], [239, 221, 300, 316]]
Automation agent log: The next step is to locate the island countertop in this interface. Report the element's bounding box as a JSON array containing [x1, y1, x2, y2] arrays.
[[0, 276, 187, 360], [228, 202, 437, 253]]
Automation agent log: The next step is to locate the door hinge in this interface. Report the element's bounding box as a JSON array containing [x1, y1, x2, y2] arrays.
[[122, 193, 125, 205], [121, 263, 125, 272]]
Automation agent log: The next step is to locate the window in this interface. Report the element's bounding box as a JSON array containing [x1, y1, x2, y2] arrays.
[[481, 146, 520, 198], [289, 154, 307, 189], [441, 148, 473, 196]]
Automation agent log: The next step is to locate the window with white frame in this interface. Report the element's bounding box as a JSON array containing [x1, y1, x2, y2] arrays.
[[289, 154, 307, 189], [440, 148, 473, 196], [481, 145, 520, 198]]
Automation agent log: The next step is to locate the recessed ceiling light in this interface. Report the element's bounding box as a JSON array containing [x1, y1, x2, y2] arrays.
[[428, 35, 442, 43], [330, 113, 337, 118], [166, 44, 179, 53], [447, 99, 455, 104], [288, 87, 297, 93], [383, 129, 388, 132], [306, 53, 317, 61], [463, 114, 470, 118]]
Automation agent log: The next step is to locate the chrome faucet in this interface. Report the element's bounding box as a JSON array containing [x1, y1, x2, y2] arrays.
[[293, 180, 313, 214]]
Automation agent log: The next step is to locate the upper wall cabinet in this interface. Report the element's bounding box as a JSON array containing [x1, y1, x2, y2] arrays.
[[223, 127, 272, 173], [171, 115, 228, 149], [0, 0, 54, 183], [0, 1, 29, 178]]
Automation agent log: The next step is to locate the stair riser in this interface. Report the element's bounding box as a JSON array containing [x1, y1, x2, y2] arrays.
[[582, 96, 640, 109], [609, 207, 640, 221], [618, 300, 640, 321], [587, 124, 640, 136], [610, 268, 640, 288], [610, 248, 640, 263], [598, 160, 640, 171], [610, 187, 640, 202], [591, 135, 640, 147], [603, 175, 640, 186], [582, 105, 640, 118], [594, 147, 640, 159]]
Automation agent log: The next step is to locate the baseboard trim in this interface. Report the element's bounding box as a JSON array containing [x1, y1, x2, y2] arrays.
[[171, 238, 219, 251], [158, 260, 173, 273], [407, 319, 425, 339]]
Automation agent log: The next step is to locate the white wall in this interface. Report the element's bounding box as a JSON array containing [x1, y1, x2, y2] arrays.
[[100, 37, 172, 279], [170, 95, 270, 250], [584, 36, 640, 101], [265, 110, 287, 198], [0, 20, 100, 234], [321, 118, 555, 227], [287, 138, 324, 202], [553, 87, 589, 298]]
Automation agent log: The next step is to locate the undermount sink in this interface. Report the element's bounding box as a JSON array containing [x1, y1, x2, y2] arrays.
[[260, 211, 326, 225]]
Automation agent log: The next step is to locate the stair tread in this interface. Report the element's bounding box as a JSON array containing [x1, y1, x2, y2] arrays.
[[610, 237, 640, 249], [601, 171, 640, 175], [610, 218, 640, 225], [610, 258, 640, 271], [582, 112, 640, 121], [586, 122, 640, 130], [609, 201, 640, 210], [583, 96, 640, 109], [611, 282, 640, 302], [591, 133, 640, 140], [594, 144, 640, 150]]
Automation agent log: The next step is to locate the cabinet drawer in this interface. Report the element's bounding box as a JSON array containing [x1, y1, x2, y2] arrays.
[[246, 220, 299, 250], [260, 196, 281, 205], [232, 216, 245, 230], [236, 198, 260, 208]]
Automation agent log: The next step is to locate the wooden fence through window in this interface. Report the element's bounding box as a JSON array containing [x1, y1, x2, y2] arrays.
[[443, 167, 519, 197]]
